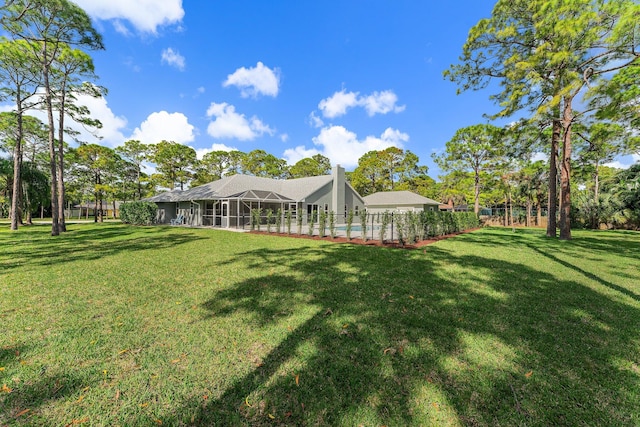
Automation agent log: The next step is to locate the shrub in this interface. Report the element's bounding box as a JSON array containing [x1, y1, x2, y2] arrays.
[[285, 210, 292, 234], [307, 210, 317, 236], [251, 208, 262, 231], [318, 210, 327, 237], [396, 213, 406, 246], [406, 212, 418, 243], [266, 209, 274, 233], [297, 211, 303, 235], [379, 211, 390, 243], [275, 208, 282, 233], [359, 209, 368, 241], [120, 201, 158, 225], [346, 209, 354, 240], [329, 211, 336, 238]]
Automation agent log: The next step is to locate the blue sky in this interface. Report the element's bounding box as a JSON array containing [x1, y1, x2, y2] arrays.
[[7, 1, 637, 174], [62, 0, 503, 176]]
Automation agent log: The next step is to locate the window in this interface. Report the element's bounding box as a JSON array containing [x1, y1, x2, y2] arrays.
[[324, 204, 329, 213], [355, 206, 359, 215]]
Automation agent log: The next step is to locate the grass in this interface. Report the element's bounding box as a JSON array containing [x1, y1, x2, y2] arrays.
[[0, 224, 639, 426]]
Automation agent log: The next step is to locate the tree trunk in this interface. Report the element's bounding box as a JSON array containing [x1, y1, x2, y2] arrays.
[[10, 107, 23, 231], [536, 198, 542, 227], [43, 58, 59, 236], [594, 160, 600, 201], [592, 160, 600, 229], [509, 192, 513, 226], [559, 97, 573, 240], [546, 118, 560, 237], [526, 199, 532, 227], [57, 90, 67, 232], [503, 198, 508, 227], [137, 166, 141, 200], [98, 173, 103, 223], [474, 166, 480, 215]]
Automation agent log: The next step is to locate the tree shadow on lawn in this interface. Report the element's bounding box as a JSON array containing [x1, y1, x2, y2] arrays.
[[460, 229, 640, 302], [462, 227, 640, 262], [0, 343, 89, 424], [154, 240, 639, 425], [0, 224, 205, 273]]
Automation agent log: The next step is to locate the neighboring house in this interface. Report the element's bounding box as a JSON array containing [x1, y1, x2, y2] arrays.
[[438, 200, 469, 212], [146, 165, 365, 227], [363, 191, 440, 213], [72, 201, 121, 218]]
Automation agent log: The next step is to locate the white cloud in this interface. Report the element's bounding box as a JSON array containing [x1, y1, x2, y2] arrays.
[[130, 111, 195, 145], [223, 62, 280, 98], [72, 94, 129, 147], [308, 111, 324, 128], [73, 0, 184, 34], [604, 154, 639, 170], [318, 90, 360, 118], [161, 48, 185, 71], [206, 102, 275, 141], [283, 146, 321, 165], [195, 143, 238, 160], [112, 20, 130, 36], [603, 160, 628, 169], [197, 86, 205, 94], [360, 90, 406, 116], [317, 89, 405, 118], [280, 133, 289, 142], [283, 125, 408, 168]]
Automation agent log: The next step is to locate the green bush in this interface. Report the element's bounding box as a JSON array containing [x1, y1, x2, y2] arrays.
[[297, 212, 303, 235], [251, 208, 262, 231], [285, 210, 292, 234], [329, 211, 336, 238], [379, 211, 390, 243], [307, 210, 317, 236], [359, 210, 368, 241], [275, 209, 283, 233], [120, 201, 158, 225], [318, 210, 327, 237], [346, 209, 354, 240], [266, 209, 274, 233]]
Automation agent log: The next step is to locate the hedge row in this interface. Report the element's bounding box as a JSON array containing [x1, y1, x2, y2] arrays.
[[120, 201, 158, 225], [250, 208, 479, 243]]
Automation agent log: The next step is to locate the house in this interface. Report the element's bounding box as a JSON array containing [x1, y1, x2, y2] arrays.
[[363, 191, 440, 213], [71, 201, 121, 219], [146, 165, 365, 227], [438, 200, 470, 212]]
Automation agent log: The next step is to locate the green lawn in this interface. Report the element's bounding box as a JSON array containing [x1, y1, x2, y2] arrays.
[[1, 224, 639, 426]]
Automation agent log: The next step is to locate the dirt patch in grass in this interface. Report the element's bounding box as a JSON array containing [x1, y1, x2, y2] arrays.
[[248, 228, 481, 249]]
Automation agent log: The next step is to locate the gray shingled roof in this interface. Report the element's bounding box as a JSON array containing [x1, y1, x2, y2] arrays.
[[146, 174, 334, 203], [146, 189, 187, 202], [363, 191, 440, 206]]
